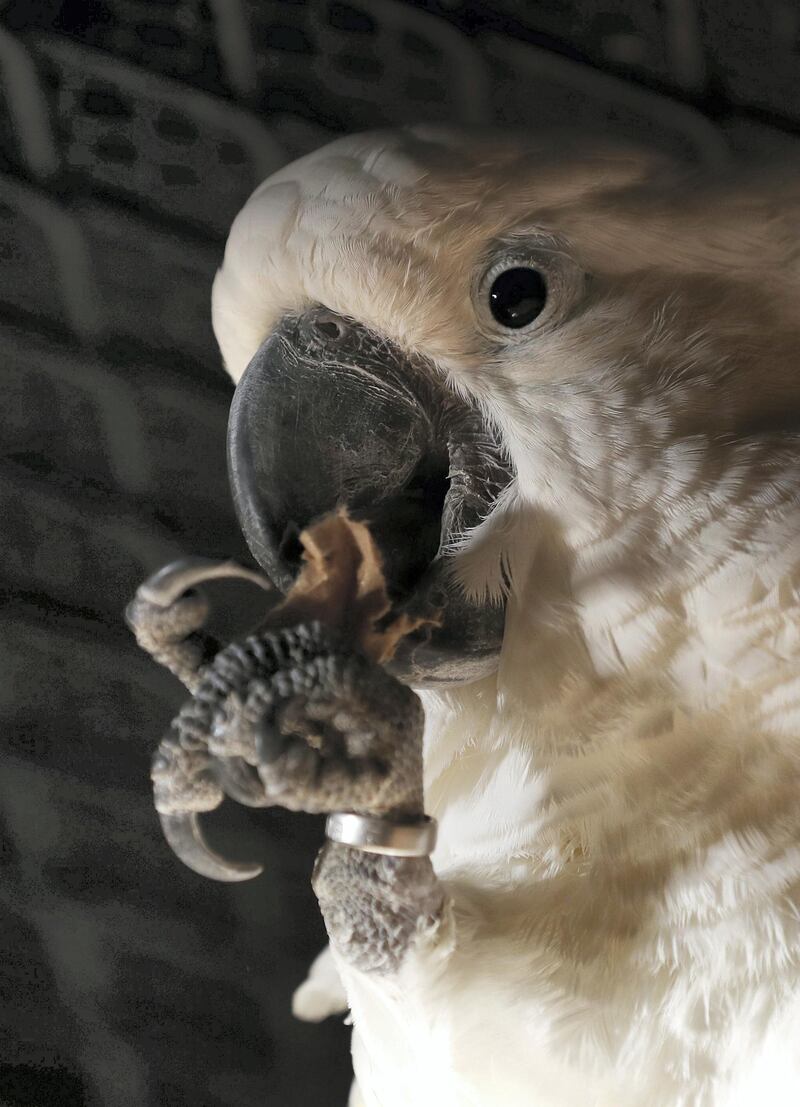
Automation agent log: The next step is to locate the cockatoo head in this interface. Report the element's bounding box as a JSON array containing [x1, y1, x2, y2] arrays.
[[213, 127, 799, 686]]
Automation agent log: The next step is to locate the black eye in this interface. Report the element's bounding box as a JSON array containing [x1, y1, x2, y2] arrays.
[[489, 267, 548, 329]]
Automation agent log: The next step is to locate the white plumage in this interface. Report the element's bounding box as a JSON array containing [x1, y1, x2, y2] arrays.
[[213, 128, 800, 1106]]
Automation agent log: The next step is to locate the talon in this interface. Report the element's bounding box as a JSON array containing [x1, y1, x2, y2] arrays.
[[214, 758, 272, 808], [158, 812, 263, 882], [135, 556, 274, 609], [128, 557, 276, 692]]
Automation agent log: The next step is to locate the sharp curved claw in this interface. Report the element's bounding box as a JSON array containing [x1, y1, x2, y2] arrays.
[[214, 758, 272, 808], [158, 812, 263, 882], [137, 557, 275, 609]]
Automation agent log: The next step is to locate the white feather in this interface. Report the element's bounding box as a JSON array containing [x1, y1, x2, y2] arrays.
[[214, 129, 800, 1106]]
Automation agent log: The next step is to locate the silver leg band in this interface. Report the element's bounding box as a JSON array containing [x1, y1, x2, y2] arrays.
[[325, 812, 438, 857]]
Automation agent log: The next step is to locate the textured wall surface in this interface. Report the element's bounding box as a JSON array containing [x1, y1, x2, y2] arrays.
[[1, 2, 799, 1105]]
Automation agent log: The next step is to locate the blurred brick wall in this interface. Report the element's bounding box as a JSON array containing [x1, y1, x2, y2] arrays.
[[1, 2, 799, 1105]]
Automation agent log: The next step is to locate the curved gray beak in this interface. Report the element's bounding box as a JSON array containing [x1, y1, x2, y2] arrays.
[[227, 308, 511, 685]]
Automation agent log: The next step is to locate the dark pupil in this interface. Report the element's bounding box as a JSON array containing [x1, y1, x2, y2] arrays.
[[489, 267, 547, 328]]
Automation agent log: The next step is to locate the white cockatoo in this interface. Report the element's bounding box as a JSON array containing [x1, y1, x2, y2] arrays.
[[205, 128, 800, 1107]]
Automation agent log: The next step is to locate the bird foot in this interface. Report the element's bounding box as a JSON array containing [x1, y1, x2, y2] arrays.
[[129, 549, 443, 971]]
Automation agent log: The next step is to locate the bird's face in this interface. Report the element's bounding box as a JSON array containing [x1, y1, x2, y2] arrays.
[[214, 128, 800, 685]]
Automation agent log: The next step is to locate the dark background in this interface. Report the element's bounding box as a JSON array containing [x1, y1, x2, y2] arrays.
[[1, 2, 799, 1105]]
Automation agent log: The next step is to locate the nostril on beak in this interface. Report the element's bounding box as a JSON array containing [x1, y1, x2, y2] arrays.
[[305, 309, 348, 344], [316, 317, 344, 341]]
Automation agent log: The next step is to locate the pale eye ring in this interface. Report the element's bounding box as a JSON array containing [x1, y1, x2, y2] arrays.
[[488, 267, 548, 329], [475, 235, 584, 342]]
